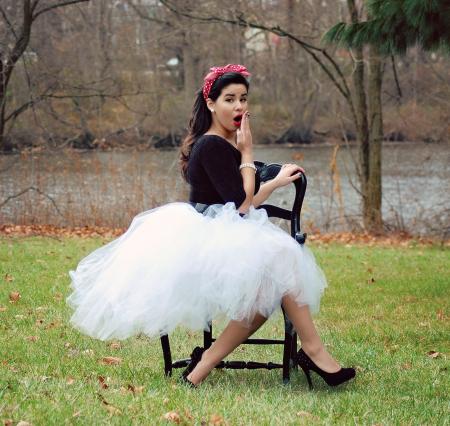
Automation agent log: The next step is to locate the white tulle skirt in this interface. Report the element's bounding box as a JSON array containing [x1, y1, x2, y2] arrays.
[[67, 202, 327, 341]]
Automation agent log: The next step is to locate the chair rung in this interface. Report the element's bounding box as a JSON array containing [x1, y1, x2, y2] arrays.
[[211, 338, 285, 345], [216, 360, 283, 370]]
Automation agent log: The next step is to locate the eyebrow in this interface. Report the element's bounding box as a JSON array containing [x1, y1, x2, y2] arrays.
[[224, 93, 248, 97]]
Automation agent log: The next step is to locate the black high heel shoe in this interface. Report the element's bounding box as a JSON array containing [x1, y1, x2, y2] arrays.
[[180, 346, 205, 388], [296, 348, 356, 390]]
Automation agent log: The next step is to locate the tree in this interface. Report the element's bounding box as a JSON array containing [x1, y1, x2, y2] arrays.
[[324, 0, 450, 231], [325, 0, 450, 55], [0, 0, 90, 148]]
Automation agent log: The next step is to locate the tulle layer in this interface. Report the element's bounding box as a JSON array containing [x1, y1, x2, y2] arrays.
[[67, 202, 327, 340]]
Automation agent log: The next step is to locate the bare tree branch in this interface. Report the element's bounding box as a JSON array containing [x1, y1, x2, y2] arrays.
[[158, 0, 356, 121], [0, 186, 63, 217], [32, 0, 90, 21]]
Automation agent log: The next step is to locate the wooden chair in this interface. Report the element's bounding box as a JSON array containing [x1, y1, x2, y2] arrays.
[[160, 161, 308, 383]]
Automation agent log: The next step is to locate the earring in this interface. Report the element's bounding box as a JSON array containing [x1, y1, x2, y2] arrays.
[[210, 109, 215, 113]]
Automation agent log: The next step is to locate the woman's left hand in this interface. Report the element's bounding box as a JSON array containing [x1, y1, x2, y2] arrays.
[[273, 163, 305, 188]]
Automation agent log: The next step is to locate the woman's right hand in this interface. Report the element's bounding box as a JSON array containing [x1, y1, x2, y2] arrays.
[[236, 111, 252, 154], [273, 163, 305, 188]]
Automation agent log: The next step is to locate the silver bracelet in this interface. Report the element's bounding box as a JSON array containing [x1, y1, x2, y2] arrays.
[[239, 162, 257, 172]]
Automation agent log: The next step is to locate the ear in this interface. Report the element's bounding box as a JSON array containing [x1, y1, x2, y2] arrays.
[[206, 99, 215, 113]]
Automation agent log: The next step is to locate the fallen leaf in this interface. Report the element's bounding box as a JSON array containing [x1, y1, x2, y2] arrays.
[[9, 291, 21, 302], [101, 356, 122, 365], [0, 306, 7, 312], [184, 409, 194, 420], [67, 377, 75, 385], [26, 336, 39, 342], [210, 414, 225, 425], [4, 273, 14, 282], [3, 420, 13, 426], [105, 405, 121, 416], [98, 375, 109, 389], [108, 341, 121, 350], [401, 362, 412, 370], [163, 411, 181, 423], [72, 411, 81, 418], [427, 351, 441, 359], [436, 309, 445, 321], [126, 384, 144, 394], [16, 422, 31, 426]]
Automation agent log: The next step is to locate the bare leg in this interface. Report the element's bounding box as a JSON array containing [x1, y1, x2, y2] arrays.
[[281, 295, 340, 373], [187, 313, 267, 385]]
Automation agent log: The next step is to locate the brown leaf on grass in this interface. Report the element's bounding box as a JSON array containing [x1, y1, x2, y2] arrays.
[[66, 377, 75, 385], [72, 411, 81, 418], [4, 273, 14, 282], [3, 420, 13, 426], [126, 384, 144, 394], [98, 375, 109, 389], [210, 414, 225, 425], [9, 291, 21, 302], [108, 341, 121, 350], [427, 351, 441, 359], [163, 411, 181, 423], [26, 336, 39, 342], [0, 306, 7, 312], [401, 362, 412, 370], [97, 392, 121, 415], [105, 405, 121, 416], [101, 356, 122, 365], [53, 293, 63, 302], [436, 309, 446, 321], [184, 409, 194, 420], [45, 321, 60, 330]]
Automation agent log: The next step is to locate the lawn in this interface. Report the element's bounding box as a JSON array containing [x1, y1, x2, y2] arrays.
[[0, 236, 449, 425]]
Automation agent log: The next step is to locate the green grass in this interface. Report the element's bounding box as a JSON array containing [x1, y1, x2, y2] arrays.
[[0, 237, 449, 425]]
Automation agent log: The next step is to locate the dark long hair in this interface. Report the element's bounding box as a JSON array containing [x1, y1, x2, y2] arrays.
[[180, 72, 250, 180]]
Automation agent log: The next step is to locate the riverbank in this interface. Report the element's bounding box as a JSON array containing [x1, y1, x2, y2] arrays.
[[1, 223, 448, 246], [0, 237, 448, 424]]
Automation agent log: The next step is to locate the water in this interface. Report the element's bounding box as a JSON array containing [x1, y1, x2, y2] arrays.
[[0, 142, 449, 236]]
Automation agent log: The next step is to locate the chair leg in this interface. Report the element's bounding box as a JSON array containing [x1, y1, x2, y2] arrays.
[[160, 335, 172, 377], [290, 332, 298, 369], [204, 322, 213, 349], [282, 331, 292, 384]]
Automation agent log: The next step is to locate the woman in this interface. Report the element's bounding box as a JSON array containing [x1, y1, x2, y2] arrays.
[[67, 64, 355, 390]]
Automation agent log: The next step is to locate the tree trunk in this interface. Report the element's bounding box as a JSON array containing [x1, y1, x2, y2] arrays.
[[366, 45, 384, 232]]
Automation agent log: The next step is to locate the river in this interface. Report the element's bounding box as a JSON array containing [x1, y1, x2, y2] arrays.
[[0, 142, 449, 236]]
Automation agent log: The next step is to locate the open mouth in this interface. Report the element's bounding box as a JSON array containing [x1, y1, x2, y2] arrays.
[[233, 114, 243, 127]]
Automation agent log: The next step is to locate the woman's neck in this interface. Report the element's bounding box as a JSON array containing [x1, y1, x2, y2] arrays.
[[205, 125, 236, 145]]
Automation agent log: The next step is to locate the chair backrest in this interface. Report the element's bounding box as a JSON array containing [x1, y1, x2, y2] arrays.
[[255, 161, 307, 244]]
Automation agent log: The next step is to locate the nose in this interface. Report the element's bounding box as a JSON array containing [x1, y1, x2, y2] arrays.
[[235, 100, 244, 111]]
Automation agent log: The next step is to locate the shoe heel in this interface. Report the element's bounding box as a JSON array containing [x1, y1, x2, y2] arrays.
[[300, 365, 313, 390]]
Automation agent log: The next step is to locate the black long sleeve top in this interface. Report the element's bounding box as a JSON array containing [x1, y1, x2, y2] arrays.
[[186, 134, 260, 206]]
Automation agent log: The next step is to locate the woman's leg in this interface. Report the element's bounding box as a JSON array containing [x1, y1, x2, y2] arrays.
[[187, 313, 267, 385], [281, 295, 340, 372], [188, 295, 341, 385]]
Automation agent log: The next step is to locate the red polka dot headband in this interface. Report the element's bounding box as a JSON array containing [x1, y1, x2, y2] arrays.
[[202, 64, 251, 101]]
